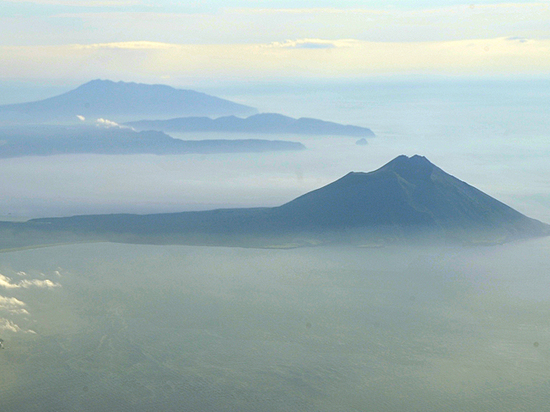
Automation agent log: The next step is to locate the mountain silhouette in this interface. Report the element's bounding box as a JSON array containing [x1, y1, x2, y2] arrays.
[[1, 155, 548, 249], [271, 155, 547, 236], [126, 113, 375, 137], [0, 80, 257, 124]]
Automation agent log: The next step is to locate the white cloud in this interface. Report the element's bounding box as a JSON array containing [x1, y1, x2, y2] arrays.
[[0, 273, 61, 289], [0, 318, 22, 333], [268, 39, 354, 49], [0, 274, 19, 289], [96, 118, 129, 128], [21, 279, 60, 288], [0, 296, 25, 307], [77, 115, 86, 121], [0, 295, 29, 315], [0, 273, 61, 334]]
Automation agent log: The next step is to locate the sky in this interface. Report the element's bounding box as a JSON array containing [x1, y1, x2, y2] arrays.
[[1, 1, 549, 88]]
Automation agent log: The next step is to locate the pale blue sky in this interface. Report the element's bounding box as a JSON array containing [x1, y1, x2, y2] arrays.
[[1, 1, 549, 84], [3, 1, 549, 45], [2, 0, 547, 26], [2, 0, 543, 16]]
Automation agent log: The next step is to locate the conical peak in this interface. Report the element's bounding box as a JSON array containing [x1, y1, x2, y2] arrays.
[[383, 154, 432, 168], [377, 155, 435, 180], [338, 155, 435, 181]]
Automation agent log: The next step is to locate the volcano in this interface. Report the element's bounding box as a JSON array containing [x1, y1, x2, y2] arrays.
[[2, 155, 548, 249], [0, 79, 257, 124]]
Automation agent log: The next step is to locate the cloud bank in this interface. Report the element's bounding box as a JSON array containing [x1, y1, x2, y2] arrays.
[[1, 37, 549, 84], [3, 3, 549, 46]]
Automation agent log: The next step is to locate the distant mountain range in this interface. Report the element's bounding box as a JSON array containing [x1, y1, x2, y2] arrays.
[[126, 113, 375, 137], [0, 125, 305, 158], [1, 155, 548, 249], [0, 80, 375, 138], [0, 80, 257, 124]]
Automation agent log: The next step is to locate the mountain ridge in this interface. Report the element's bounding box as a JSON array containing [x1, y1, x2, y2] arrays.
[[126, 113, 375, 137]]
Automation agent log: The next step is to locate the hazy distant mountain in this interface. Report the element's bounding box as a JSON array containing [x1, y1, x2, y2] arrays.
[[2, 155, 548, 249], [0, 125, 305, 158], [126, 113, 375, 137], [0, 80, 257, 124]]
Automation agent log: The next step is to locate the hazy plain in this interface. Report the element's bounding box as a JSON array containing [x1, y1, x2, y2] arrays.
[[1, 239, 550, 411]]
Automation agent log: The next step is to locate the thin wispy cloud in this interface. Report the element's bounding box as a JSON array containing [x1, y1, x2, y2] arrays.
[[0, 273, 61, 289], [0, 318, 23, 333], [1, 37, 549, 84], [268, 39, 352, 49], [96, 118, 125, 128], [78, 41, 174, 50], [95, 118, 134, 130], [2, 3, 549, 47], [0, 295, 29, 315]]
